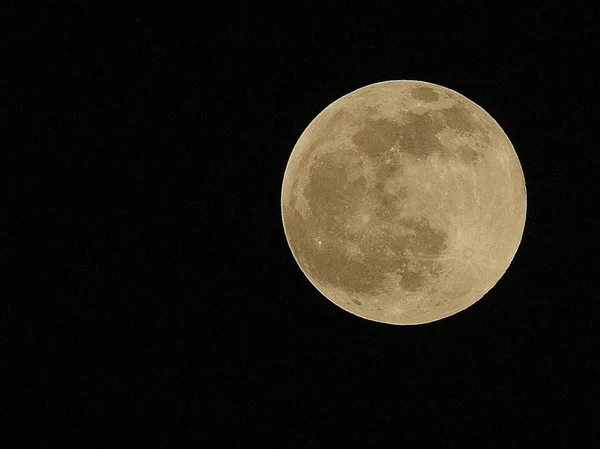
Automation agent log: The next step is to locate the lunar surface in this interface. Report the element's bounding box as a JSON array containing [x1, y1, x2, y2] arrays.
[[281, 80, 526, 325]]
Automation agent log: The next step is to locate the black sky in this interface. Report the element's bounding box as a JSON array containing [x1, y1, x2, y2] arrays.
[[2, 2, 598, 447]]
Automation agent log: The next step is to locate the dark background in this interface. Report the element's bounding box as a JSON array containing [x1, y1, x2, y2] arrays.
[[2, 1, 598, 447]]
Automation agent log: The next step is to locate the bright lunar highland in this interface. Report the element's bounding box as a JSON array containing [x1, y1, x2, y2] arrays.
[[281, 80, 526, 325]]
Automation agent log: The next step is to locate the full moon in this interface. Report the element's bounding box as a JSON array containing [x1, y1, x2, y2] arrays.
[[281, 80, 526, 325]]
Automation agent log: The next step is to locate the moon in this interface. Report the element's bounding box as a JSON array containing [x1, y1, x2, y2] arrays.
[[281, 80, 526, 325]]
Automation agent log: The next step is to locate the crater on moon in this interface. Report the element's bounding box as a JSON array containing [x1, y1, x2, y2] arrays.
[[411, 85, 440, 102], [281, 80, 527, 325]]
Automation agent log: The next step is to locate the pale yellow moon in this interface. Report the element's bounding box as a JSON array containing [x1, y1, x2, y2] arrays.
[[281, 80, 526, 325]]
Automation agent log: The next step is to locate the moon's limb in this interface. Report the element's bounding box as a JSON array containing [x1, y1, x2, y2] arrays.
[[281, 80, 526, 325]]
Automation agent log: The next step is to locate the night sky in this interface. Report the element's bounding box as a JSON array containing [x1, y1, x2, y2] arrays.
[[3, 2, 597, 447]]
